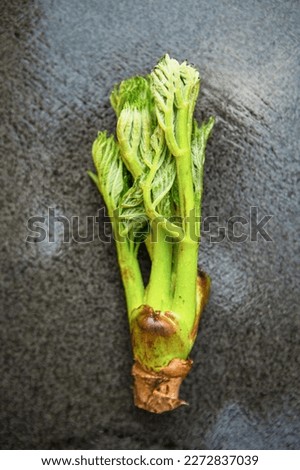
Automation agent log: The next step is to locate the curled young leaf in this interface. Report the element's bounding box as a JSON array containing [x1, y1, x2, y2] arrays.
[[191, 117, 215, 211], [110, 76, 153, 117], [150, 54, 200, 158], [117, 107, 148, 178], [91, 131, 128, 212], [119, 179, 149, 238], [114, 77, 156, 178], [141, 126, 179, 230], [151, 152, 176, 218]]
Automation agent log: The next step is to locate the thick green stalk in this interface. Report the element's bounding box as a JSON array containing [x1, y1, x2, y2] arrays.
[[112, 220, 144, 316], [172, 107, 199, 327], [145, 221, 173, 311], [175, 150, 195, 230], [172, 236, 198, 330]]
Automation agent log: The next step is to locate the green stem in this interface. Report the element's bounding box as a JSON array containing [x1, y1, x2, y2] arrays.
[[170, 241, 178, 296], [172, 107, 199, 325], [172, 236, 198, 330], [175, 108, 195, 227], [111, 218, 144, 316], [145, 222, 173, 311]]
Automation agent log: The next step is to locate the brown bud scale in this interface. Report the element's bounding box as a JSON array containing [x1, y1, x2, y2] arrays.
[[132, 358, 193, 413]]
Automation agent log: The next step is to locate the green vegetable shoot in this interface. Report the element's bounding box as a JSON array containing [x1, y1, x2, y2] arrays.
[[88, 55, 214, 413]]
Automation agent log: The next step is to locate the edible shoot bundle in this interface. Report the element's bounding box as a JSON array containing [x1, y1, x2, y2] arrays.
[[89, 55, 214, 413]]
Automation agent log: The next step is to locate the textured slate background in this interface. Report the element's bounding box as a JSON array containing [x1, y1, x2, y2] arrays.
[[1, 0, 299, 450]]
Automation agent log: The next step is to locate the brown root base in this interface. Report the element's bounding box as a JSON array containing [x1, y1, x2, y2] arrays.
[[132, 358, 193, 413]]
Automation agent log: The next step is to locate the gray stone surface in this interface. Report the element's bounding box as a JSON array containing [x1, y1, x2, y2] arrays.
[[1, 0, 299, 449]]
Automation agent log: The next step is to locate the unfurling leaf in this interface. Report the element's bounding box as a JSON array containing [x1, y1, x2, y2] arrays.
[[119, 179, 148, 237], [92, 131, 128, 211], [150, 54, 200, 157], [113, 77, 156, 178], [191, 117, 215, 210], [151, 151, 176, 218], [110, 76, 153, 117], [117, 107, 148, 178]]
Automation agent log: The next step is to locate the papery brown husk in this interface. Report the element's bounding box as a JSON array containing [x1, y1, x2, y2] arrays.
[[132, 358, 193, 413]]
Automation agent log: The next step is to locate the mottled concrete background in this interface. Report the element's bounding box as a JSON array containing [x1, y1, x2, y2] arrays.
[[1, 0, 299, 449]]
